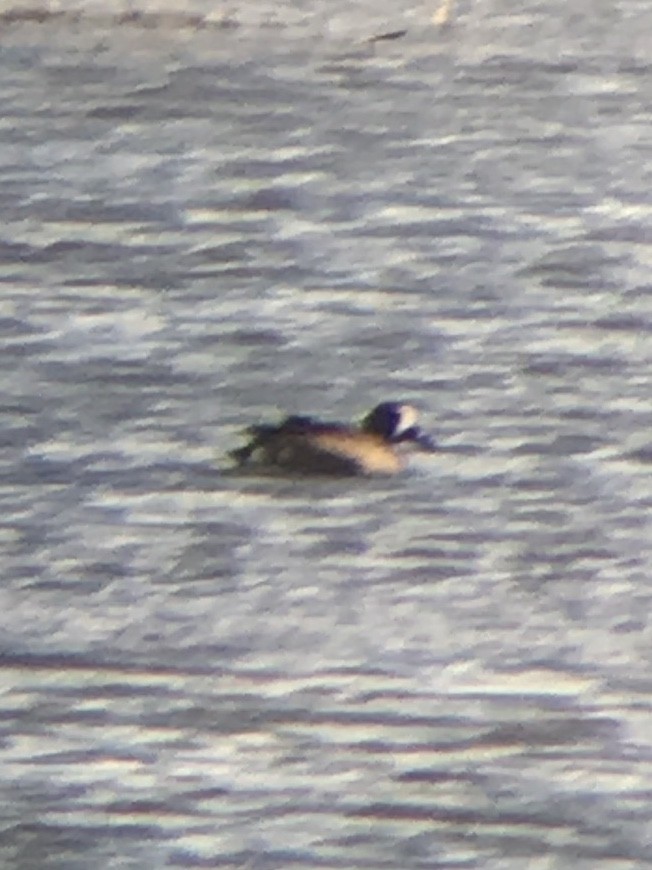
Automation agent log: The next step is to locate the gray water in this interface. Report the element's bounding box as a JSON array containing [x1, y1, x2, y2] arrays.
[[2, 1, 652, 867]]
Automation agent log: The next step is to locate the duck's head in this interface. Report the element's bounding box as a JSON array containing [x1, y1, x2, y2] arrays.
[[361, 402, 436, 451]]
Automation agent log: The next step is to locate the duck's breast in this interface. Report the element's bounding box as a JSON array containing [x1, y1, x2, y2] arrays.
[[308, 431, 403, 475]]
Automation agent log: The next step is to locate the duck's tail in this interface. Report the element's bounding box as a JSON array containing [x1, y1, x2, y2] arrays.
[[228, 424, 281, 466], [228, 445, 254, 465]]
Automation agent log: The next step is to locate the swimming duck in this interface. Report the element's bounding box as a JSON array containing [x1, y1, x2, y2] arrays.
[[229, 402, 436, 476]]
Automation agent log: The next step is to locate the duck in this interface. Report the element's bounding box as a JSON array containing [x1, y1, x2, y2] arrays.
[[229, 401, 436, 476]]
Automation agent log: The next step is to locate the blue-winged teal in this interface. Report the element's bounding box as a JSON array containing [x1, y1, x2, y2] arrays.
[[229, 402, 436, 476]]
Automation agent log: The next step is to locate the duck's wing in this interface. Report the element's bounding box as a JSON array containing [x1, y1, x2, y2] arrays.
[[280, 415, 316, 429], [229, 415, 322, 464]]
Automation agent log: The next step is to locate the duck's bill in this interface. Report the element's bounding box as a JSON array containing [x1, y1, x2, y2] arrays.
[[414, 430, 437, 452], [397, 426, 437, 451]]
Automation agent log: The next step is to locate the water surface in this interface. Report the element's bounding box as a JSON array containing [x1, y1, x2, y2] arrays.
[[2, 2, 652, 867]]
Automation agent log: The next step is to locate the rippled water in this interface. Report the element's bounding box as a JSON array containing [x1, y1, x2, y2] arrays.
[[2, 2, 652, 867]]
